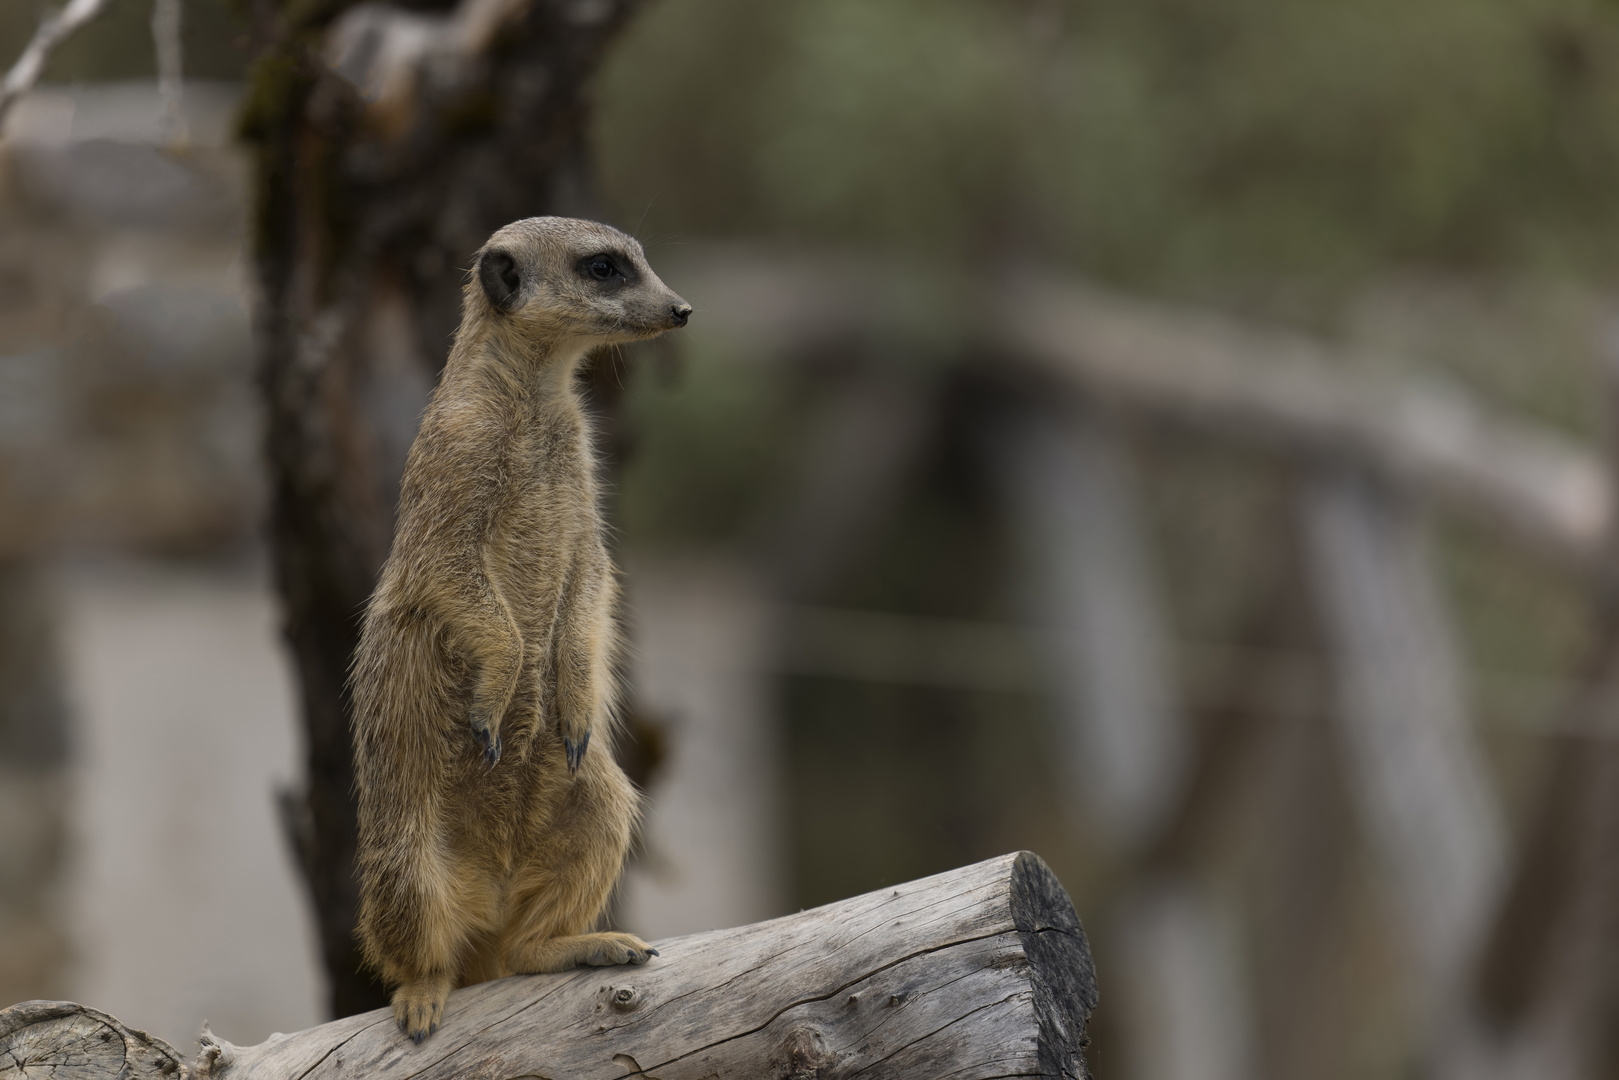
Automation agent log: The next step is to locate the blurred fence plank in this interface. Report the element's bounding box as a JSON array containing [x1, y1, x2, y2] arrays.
[[998, 405, 1186, 851], [1116, 882, 1259, 1080], [997, 405, 1256, 1080], [1461, 333, 1619, 1080], [1300, 470, 1506, 1010], [620, 562, 787, 940]]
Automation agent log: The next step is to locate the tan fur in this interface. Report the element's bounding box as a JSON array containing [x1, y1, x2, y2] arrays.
[[350, 217, 691, 1041]]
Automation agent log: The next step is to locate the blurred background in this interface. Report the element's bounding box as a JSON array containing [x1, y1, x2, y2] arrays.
[[3, 1, 1619, 1077]]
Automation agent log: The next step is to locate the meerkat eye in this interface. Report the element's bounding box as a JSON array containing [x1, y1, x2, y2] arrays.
[[586, 255, 619, 281]]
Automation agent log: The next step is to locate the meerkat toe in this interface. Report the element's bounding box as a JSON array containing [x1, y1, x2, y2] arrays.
[[563, 732, 591, 773], [471, 719, 502, 768], [392, 977, 449, 1042], [582, 931, 654, 966]]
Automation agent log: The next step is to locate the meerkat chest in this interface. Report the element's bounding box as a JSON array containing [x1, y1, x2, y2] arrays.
[[486, 411, 600, 582]]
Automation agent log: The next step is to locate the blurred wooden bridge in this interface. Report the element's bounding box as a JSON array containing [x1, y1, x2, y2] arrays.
[[629, 245, 1619, 1080]]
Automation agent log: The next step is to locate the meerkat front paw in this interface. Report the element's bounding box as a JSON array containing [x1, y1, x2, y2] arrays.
[[469, 712, 502, 768], [508, 931, 659, 974], [393, 972, 452, 1043]]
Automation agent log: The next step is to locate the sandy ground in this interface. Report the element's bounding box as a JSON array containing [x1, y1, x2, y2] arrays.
[[56, 557, 323, 1051]]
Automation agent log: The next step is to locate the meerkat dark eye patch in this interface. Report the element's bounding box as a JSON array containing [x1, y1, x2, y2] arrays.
[[479, 249, 523, 310], [579, 253, 630, 284]]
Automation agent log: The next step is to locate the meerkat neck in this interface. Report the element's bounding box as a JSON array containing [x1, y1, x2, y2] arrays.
[[465, 328, 594, 403]]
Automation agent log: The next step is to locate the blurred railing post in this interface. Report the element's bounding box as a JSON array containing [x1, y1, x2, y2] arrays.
[[1000, 401, 1257, 1080], [1299, 468, 1506, 1045], [619, 561, 787, 939], [999, 404, 1185, 847], [1467, 320, 1619, 1080]]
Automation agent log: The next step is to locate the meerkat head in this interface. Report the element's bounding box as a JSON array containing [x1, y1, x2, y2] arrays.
[[472, 217, 692, 347]]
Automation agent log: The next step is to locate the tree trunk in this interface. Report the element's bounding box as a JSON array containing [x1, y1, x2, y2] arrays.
[[238, 0, 642, 1016], [1, 852, 1097, 1080]]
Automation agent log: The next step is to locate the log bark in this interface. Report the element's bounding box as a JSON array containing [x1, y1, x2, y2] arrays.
[[0, 852, 1096, 1080]]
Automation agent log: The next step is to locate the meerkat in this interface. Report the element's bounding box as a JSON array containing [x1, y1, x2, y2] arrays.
[[350, 216, 692, 1042]]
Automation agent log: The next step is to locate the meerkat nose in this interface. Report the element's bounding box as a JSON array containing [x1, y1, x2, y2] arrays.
[[670, 303, 692, 327]]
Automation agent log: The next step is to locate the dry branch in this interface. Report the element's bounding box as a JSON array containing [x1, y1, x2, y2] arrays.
[[1, 852, 1096, 1080], [0, 0, 117, 132]]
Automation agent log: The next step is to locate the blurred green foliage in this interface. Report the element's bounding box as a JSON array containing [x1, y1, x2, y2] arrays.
[[597, 0, 1619, 290], [595, 1, 1615, 947], [598, 0, 1611, 670]]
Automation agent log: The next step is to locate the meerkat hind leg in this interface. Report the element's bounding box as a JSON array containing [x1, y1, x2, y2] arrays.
[[393, 971, 453, 1043], [509, 931, 657, 973], [501, 741, 651, 975]]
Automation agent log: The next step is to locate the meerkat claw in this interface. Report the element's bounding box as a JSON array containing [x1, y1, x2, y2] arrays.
[[564, 732, 590, 773], [472, 722, 502, 768]]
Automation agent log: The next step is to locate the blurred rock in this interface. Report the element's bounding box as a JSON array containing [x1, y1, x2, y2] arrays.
[[0, 80, 258, 556], [0, 81, 263, 1014], [0, 559, 72, 1008]]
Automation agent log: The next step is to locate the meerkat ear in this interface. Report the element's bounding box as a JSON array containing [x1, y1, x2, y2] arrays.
[[479, 249, 523, 311]]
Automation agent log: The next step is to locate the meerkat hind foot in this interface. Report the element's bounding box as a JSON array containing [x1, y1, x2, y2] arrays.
[[511, 931, 658, 973], [393, 972, 452, 1043]]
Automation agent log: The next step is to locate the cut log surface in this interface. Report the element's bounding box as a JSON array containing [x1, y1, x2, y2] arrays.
[[0, 852, 1095, 1080], [0, 1000, 187, 1079]]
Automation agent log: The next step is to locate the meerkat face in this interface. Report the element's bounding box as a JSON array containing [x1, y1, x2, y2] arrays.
[[473, 217, 692, 347]]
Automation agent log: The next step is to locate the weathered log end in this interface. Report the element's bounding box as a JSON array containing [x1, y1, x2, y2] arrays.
[[0, 852, 1096, 1080], [1012, 851, 1100, 1080], [0, 1000, 187, 1079]]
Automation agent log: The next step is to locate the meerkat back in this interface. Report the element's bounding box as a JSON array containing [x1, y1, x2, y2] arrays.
[[350, 217, 692, 1041]]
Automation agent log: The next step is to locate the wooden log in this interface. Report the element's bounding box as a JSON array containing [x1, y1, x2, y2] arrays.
[[0, 852, 1096, 1080], [0, 1000, 187, 1079]]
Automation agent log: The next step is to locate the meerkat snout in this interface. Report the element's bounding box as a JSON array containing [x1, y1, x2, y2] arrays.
[[671, 302, 692, 327]]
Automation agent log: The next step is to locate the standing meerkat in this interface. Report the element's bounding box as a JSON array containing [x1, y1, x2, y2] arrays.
[[350, 216, 692, 1041]]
